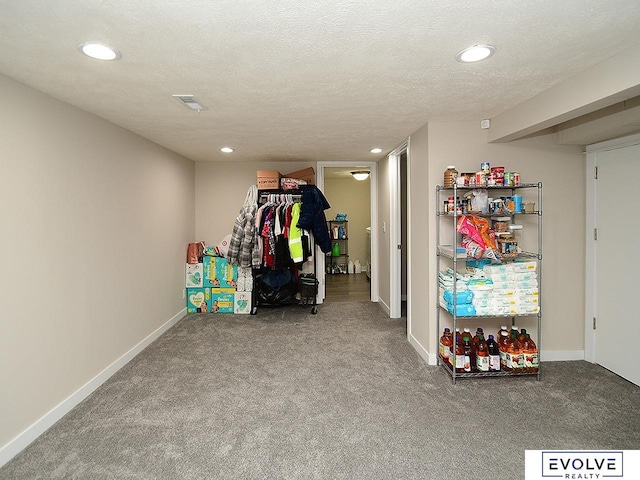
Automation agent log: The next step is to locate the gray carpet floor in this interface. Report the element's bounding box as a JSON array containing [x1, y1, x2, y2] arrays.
[[1, 301, 639, 480]]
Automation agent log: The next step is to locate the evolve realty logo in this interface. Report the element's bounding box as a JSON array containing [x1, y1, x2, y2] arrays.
[[541, 451, 623, 479]]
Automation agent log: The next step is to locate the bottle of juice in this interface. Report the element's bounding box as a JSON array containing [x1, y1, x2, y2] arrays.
[[471, 327, 484, 352], [486, 334, 500, 371], [475, 334, 490, 372], [517, 328, 528, 344], [439, 328, 453, 365], [498, 330, 510, 370], [522, 333, 539, 373], [497, 325, 508, 342], [506, 331, 523, 372], [463, 339, 472, 372], [461, 327, 472, 344], [454, 335, 465, 373], [511, 326, 519, 339]]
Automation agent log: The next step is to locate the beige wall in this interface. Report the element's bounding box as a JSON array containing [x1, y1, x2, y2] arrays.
[[409, 121, 585, 361], [324, 177, 371, 269], [0, 75, 195, 452], [195, 162, 317, 245]]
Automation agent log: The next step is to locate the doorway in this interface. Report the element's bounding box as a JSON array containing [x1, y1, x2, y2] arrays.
[[317, 163, 378, 304]]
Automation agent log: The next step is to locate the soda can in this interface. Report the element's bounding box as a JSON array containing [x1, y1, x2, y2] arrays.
[[481, 162, 490, 174]]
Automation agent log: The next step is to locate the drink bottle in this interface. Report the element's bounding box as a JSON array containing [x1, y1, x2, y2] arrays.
[[463, 340, 472, 372], [475, 334, 490, 372], [471, 327, 484, 352], [439, 328, 453, 365], [498, 330, 510, 370], [506, 331, 523, 372], [454, 335, 465, 373], [522, 333, 539, 373], [486, 334, 500, 371], [497, 326, 508, 341], [517, 328, 528, 344], [461, 328, 472, 344]]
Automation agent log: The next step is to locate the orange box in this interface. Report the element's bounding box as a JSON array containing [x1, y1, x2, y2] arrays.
[[257, 170, 281, 189], [283, 167, 315, 185]]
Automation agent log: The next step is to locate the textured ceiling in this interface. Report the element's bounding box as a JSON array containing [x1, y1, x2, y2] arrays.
[[1, 0, 640, 163]]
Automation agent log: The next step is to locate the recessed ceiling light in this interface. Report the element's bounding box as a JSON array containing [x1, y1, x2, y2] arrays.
[[370, 148, 383, 153], [79, 42, 121, 61], [455, 44, 496, 63], [221, 147, 234, 153]]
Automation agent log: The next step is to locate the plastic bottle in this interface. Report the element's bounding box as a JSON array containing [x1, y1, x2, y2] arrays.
[[486, 334, 500, 371], [471, 327, 484, 352], [475, 334, 490, 372], [522, 334, 539, 374], [517, 328, 528, 344], [463, 340, 472, 372], [454, 335, 465, 373], [444, 166, 459, 187], [439, 328, 453, 365], [461, 327, 472, 344], [506, 331, 523, 372], [498, 330, 510, 370], [497, 326, 508, 343]]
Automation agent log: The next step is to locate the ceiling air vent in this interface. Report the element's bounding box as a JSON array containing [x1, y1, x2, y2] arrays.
[[172, 95, 208, 112]]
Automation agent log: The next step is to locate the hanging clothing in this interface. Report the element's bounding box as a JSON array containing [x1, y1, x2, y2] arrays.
[[288, 203, 304, 263], [297, 185, 332, 253], [228, 185, 258, 268]]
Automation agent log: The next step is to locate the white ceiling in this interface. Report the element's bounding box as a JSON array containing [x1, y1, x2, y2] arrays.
[[1, 0, 640, 163]]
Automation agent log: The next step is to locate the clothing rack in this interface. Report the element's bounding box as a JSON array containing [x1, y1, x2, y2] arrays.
[[251, 189, 318, 315], [258, 192, 302, 204]]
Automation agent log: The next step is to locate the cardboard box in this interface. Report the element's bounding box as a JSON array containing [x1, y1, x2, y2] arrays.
[[211, 288, 235, 313], [187, 287, 211, 313], [283, 167, 315, 185], [257, 170, 281, 189], [234, 292, 252, 314], [185, 263, 203, 288], [203, 256, 238, 288]]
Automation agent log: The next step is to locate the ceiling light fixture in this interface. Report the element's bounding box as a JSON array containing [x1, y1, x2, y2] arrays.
[[351, 171, 370, 181], [79, 42, 121, 61], [370, 148, 383, 154], [221, 147, 234, 153], [455, 44, 496, 63]]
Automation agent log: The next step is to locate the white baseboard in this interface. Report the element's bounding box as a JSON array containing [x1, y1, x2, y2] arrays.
[[0, 308, 187, 469], [378, 298, 391, 316], [540, 350, 585, 362], [409, 333, 437, 366]]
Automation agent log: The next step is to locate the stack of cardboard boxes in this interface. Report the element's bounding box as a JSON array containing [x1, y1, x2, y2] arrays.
[[186, 255, 252, 314]]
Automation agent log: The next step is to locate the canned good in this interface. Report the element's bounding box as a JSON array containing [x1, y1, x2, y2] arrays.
[[475, 171, 487, 186], [513, 172, 520, 186], [504, 172, 514, 186], [491, 166, 504, 185], [481, 162, 491, 174]]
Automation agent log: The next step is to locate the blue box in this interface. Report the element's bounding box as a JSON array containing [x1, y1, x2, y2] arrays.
[[211, 288, 235, 313], [203, 256, 238, 288], [187, 287, 211, 313]]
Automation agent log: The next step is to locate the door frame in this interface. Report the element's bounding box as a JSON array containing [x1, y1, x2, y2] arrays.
[[388, 141, 410, 323], [585, 132, 640, 363], [316, 161, 379, 304]]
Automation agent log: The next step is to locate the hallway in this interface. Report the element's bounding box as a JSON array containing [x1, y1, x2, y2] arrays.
[[324, 272, 370, 302]]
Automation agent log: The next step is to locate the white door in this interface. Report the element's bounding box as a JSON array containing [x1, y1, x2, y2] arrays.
[[594, 141, 640, 386]]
